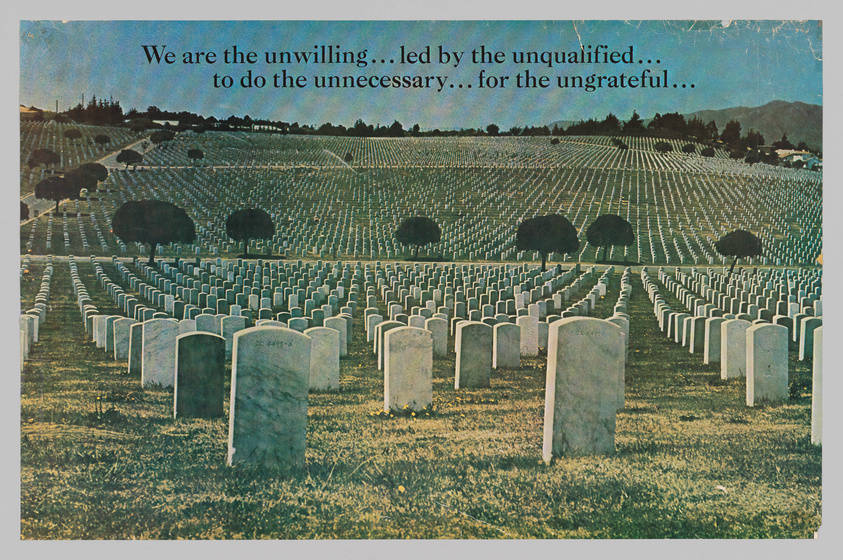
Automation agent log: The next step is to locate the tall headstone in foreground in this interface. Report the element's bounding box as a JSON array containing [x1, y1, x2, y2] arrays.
[[141, 318, 180, 388], [543, 317, 623, 462], [174, 332, 226, 418], [304, 326, 340, 391], [720, 319, 752, 380], [455, 321, 493, 389], [384, 326, 433, 412], [228, 326, 311, 468], [812, 326, 822, 445], [746, 323, 789, 407]]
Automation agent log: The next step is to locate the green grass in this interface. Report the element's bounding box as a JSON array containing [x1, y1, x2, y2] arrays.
[[20, 261, 821, 539]]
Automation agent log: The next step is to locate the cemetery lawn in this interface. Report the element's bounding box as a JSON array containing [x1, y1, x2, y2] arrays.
[[20, 262, 821, 539]]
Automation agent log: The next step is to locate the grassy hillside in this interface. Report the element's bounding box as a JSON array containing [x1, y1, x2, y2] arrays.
[[21, 132, 822, 269]]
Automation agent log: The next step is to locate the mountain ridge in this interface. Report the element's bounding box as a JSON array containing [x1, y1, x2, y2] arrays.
[[550, 100, 822, 150]]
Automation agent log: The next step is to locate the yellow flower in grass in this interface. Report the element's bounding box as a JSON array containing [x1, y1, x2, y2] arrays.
[[398, 485, 406, 493]]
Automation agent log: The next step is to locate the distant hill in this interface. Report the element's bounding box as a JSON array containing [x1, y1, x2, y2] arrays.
[[683, 100, 822, 151], [549, 100, 822, 151]]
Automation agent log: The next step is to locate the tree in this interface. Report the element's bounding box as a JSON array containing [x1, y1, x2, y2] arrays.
[[516, 214, 579, 271], [150, 129, 176, 145], [705, 120, 719, 142], [721, 119, 742, 147], [94, 134, 111, 146], [486, 124, 500, 136], [21, 201, 29, 221], [654, 141, 673, 153], [344, 152, 353, 163], [27, 148, 60, 170], [622, 110, 646, 135], [77, 162, 108, 183], [585, 214, 635, 263], [395, 216, 442, 259], [742, 129, 764, 151], [701, 147, 716, 157], [715, 229, 762, 278], [67, 162, 109, 193], [772, 133, 794, 150], [64, 128, 82, 144], [226, 208, 275, 257], [387, 120, 404, 137], [117, 149, 143, 169], [35, 176, 76, 214], [682, 143, 696, 154], [112, 200, 196, 265], [187, 148, 204, 165]]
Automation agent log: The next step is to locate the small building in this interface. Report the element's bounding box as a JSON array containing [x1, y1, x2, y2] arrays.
[[778, 150, 822, 171]]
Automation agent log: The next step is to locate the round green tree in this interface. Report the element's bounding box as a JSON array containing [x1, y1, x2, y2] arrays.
[[112, 200, 196, 265], [396, 216, 441, 259], [34, 176, 75, 214], [585, 214, 635, 263], [27, 148, 60, 170], [715, 229, 762, 278], [187, 148, 204, 166], [516, 214, 579, 271], [63, 128, 82, 144], [226, 208, 275, 257], [117, 149, 143, 169]]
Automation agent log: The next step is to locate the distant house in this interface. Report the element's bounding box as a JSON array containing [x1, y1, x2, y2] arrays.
[[152, 119, 179, 127], [778, 150, 822, 171]]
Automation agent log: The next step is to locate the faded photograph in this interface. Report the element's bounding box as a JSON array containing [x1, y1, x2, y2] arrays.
[[19, 20, 822, 540]]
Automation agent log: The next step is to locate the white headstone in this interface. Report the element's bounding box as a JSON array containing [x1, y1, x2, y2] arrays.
[[141, 318, 180, 388], [424, 317, 448, 358], [812, 326, 822, 445], [746, 323, 789, 407], [113, 317, 138, 361], [455, 322, 493, 389], [543, 318, 623, 461], [516, 315, 539, 357], [721, 319, 752, 379], [384, 326, 433, 412], [493, 322, 521, 369], [228, 326, 311, 467], [703, 317, 725, 364], [304, 326, 340, 391]]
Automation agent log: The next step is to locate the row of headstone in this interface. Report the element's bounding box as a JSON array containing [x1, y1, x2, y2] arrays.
[[95, 145, 819, 267], [643, 267, 820, 411], [20, 256, 53, 365]]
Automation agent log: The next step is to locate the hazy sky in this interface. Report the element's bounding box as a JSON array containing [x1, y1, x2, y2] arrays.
[[20, 20, 822, 130]]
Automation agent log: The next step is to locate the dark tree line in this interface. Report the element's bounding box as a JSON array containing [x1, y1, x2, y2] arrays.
[[63, 95, 125, 125]]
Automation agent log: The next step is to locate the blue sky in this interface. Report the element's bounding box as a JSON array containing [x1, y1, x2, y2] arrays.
[[19, 19, 822, 130]]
